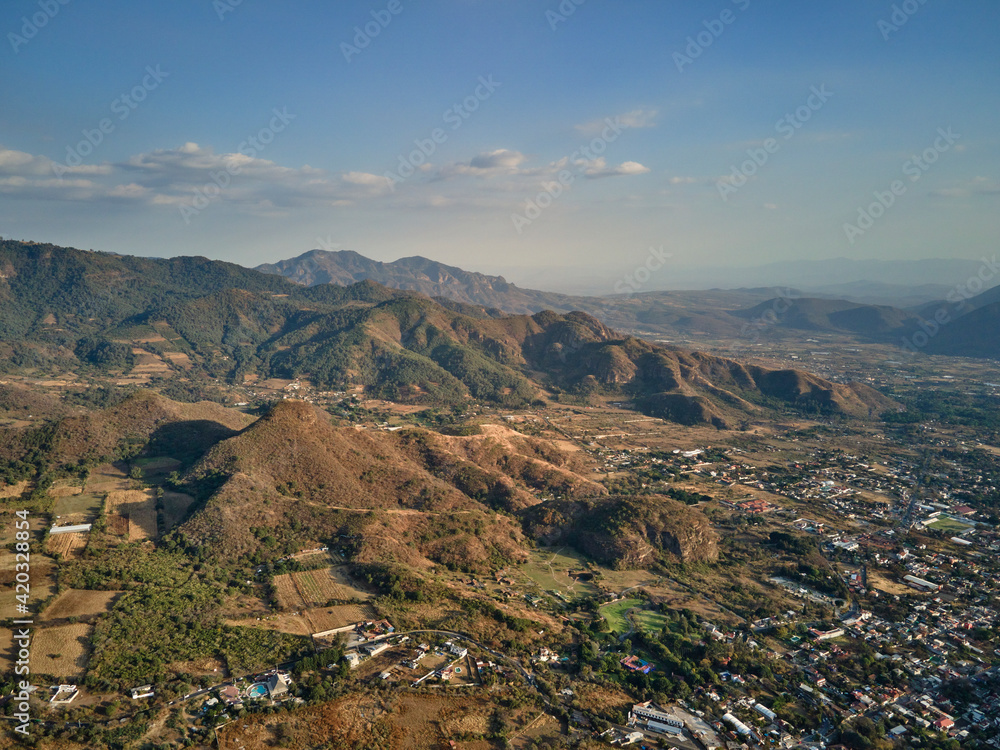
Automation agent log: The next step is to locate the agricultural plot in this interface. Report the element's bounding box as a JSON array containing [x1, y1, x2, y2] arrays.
[[519, 547, 599, 601], [30, 623, 92, 679], [0, 480, 29, 499], [273, 567, 372, 610], [84, 463, 129, 494], [305, 603, 377, 633], [599, 598, 642, 633], [104, 489, 158, 540], [633, 609, 670, 632], [51, 492, 103, 520], [48, 480, 82, 498], [227, 613, 314, 637], [161, 491, 196, 529], [134, 456, 182, 479], [41, 589, 122, 621], [46, 531, 88, 560]]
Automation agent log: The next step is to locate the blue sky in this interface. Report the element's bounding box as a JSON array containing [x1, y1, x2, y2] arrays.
[[1, 0, 998, 291]]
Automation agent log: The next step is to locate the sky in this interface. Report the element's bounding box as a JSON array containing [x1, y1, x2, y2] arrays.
[[1, 0, 998, 293]]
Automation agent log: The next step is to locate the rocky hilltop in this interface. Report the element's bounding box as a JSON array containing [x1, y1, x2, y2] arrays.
[[521, 495, 719, 568]]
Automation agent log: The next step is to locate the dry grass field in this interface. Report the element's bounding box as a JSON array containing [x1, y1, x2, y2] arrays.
[[104, 489, 158, 540], [41, 589, 122, 621], [217, 694, 513, 750], [226, 613, 314, 637], [48, 480, 83, 498], [46, 531, 88, 560], [272, 573, 303, 610], [84, 463, 129, 494], [30, 623, 92, 679], [305, 603, 377, 632], [273, 566, 371, 610], [0, 627, 13, 673], [0, 480, 29, 499]]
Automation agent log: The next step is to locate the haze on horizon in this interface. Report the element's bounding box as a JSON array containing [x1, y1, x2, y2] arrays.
[[1, 0, 998, 294]]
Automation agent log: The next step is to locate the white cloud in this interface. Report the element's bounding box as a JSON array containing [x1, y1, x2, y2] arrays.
[[575, 108, 658, 136], [931, 176, 1000, 198], [580, 159, 651, 179], [436, 149, 529, 179], [0, 142, 394, 208]]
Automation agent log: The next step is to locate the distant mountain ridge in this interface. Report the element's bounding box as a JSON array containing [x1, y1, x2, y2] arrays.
[[256, 248, 999, 359], [256, 249, 575, 315], [0, 239, 894, 426]]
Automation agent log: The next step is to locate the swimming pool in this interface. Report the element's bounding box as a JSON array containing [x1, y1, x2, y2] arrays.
[[246, 683, 268, 699]]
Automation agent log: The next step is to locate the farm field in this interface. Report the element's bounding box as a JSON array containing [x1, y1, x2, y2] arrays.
[[305, 602, 378, 633], [104, 489, 158, 540], [599, 598, 642, 633], [84, 463, 129, 494], [594, 568, 661, 594], [41, 589, 122, 621], [273, 566, 372, 610], [134, 456, 182, 479], [51, 492, 103, 519], [518, 546, 599, 601], [633, 608, 670, 632], [227, 613, 314, 637], [47, 480, 83, 498], [217, 694, 507, 750], [161, 491, 196, 529], [45, 531, 89, 560], [0, 480, 29, 499], [30, 623, 93, 679]]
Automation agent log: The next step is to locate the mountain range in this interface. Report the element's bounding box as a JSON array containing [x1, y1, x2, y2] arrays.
[[1, 239, 895, 426], [257, 248, 999, 359]]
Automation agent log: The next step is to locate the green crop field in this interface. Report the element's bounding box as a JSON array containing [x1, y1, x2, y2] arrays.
[[52, 493, 103, 518], [600, 598, 642, 633], [634, 609, 669, 632]]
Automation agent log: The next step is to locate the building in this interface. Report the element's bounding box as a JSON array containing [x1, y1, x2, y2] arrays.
[[620, 655, 654, 674], [362, 642, 390, 658], [723, 713, 753, 738], [130, 685, 155, 700], [267, 672, 291, 699], [754, 703, 777, 722], [50, 523, 92, 535], [903, 575, 941, 593], [808, 627, 845, 641], [629, 702, 684, 736]]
